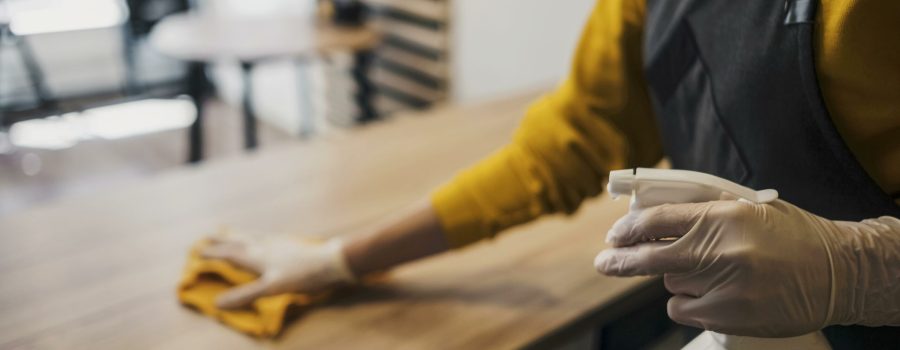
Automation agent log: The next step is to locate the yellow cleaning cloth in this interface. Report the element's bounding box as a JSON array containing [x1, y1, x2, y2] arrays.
[[177, 240, 328, 337]]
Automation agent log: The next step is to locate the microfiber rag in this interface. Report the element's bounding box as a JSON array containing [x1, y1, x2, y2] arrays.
[[177, 240, 328, 337]]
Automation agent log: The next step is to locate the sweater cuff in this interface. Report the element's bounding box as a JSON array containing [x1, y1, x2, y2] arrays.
[[431, 182, 491, 248]]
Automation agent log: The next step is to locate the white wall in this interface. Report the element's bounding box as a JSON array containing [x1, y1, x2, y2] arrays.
[[451, 0, 595, 103]]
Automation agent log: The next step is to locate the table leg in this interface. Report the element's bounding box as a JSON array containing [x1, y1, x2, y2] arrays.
[[12, 29, 57, 111], [296, 59, 315, 137], [186, 61, 208, 163], [241, 61, 259, 150], [352, 49, 377, 123]]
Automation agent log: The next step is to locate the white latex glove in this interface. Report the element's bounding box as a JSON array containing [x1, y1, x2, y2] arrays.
[[201, 233, 357, 309], [593, 199, 900, 337]]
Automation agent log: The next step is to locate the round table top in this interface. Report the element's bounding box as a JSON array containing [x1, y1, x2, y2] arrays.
[[149, 13, 381, 62]]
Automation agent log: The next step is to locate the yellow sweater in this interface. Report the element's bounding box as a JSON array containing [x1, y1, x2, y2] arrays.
[[432, 0, 900, 248]]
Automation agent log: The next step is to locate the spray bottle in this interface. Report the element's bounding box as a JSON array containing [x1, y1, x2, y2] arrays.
[[606, 168, 832, 350]]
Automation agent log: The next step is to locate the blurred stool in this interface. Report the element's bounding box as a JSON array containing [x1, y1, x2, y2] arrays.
[[149, 13, 380, 162]]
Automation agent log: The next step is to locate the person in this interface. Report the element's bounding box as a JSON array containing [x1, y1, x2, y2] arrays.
[[200, 0, 900, 348]]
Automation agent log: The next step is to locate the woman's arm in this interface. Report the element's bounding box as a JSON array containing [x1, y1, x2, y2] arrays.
[[428, 0, 660, 248], [343, 201, 448, 276], [204, 0, 659, 308], [200, 202, 448, 309]]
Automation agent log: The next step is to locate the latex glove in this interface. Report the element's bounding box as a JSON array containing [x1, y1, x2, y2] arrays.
[[201, 233, 357, 309], [593, 199, 900, 337]]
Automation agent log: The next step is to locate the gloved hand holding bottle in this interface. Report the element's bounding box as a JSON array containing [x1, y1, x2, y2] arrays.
[[594, 197, 900, 337]]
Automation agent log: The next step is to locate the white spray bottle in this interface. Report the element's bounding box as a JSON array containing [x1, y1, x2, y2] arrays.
[[606, 168, 832, 350]]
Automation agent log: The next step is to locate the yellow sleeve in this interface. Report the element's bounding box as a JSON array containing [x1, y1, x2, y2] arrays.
[[817, 1, 900, 200], [432, 0, 662, 248]]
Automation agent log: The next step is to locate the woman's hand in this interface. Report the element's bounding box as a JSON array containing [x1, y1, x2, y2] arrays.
[[202, 202, 449, 309], [594, 199, 900, 337], [201, 233, 357, 309]]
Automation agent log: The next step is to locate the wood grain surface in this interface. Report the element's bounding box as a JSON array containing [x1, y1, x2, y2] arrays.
[[0, 92, 654, 349]]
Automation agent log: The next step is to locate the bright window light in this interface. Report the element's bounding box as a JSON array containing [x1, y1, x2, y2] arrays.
[[83, 98, 196, 140], [9, 114, 85, 150], [10, 99, 196, 150], [7, 0, 128, 35]]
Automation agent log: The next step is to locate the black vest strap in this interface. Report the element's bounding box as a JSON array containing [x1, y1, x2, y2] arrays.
[[784, 0, 817, 25]]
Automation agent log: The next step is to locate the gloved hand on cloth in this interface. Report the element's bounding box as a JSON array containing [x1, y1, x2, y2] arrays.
[[178, 232, 358, 337], [199, 233, 357, 309], [593, 198, 900, 337]]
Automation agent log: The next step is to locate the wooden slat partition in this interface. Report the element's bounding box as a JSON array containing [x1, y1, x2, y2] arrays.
[[376, 46, 447, 79], [371, 66, 445, 103], [364, 0, 452, 114], [373, 93, 410, 115], [373, 17, 447, 51], [366, 0, 448, 22]]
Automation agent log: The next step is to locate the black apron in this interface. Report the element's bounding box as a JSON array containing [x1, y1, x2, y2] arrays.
[[641, 0, 900, 348]]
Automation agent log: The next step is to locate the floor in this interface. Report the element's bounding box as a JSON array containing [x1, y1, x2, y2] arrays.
[[0, 99, 295, 217]]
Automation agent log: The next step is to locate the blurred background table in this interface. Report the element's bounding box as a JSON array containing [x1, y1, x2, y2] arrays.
[[150, 13, 381, 160], [0, 92, 669, 349]]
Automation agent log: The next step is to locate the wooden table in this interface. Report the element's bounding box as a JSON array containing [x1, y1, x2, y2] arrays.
[[0, 92, 658, 349]]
